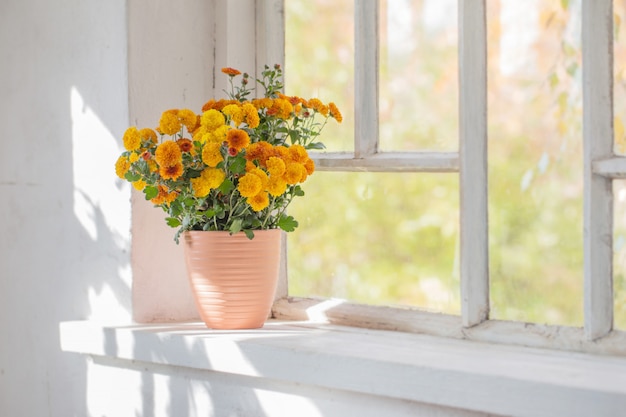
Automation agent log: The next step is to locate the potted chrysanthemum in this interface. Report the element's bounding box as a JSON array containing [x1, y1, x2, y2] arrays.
[[115, 65, 341, 329]]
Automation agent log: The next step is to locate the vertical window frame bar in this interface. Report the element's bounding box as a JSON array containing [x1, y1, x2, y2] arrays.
[[583, 0, 614, 340], [459, 0, 490, 327], [355, 1, 379, 158]]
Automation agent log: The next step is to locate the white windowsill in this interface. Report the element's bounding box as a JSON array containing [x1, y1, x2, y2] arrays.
[[60, 319, 626, 417]]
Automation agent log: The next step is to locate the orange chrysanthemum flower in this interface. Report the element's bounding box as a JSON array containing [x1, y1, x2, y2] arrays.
[[303, 157, 315, 175], [177, 138, 193, 153], [159, 162, 184, 180], [155, 140, 182, 167], [226, 129, 250, 152], [242, 103, 260, 128], [221, 67, 242, 76], [151, 185, 177, 205], [328, 102, 343, 123]]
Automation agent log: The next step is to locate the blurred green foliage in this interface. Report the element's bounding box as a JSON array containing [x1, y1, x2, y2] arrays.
[[285, 0, 626, 329]]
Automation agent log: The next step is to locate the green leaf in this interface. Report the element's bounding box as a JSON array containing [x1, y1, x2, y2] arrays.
[[306, 142, 326, 150], [144, 185, 159, 200], [183, 197, 196, 207], [219, 178, 234, 194], [229, 219, 243, 234], [277, 215, 298, 232], [229, 155, 247, 174], [169, 200, 182, 217], [165, 217, 181, 227], [293, 185, 305, 197], [124, 172, 141, 182], [244, 229, 255, 240]]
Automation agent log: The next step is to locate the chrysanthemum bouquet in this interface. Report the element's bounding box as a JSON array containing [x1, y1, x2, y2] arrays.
[[115, 65, 342, 242]]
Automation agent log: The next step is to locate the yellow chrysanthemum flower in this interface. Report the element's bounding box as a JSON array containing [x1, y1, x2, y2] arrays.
[[226, 129, 250, 152], [288, 144, 308, 163], [203, 125, 229, 143], [266, 156, 286, 177], [252, 98, 273, 110], [128, 152, 140, 163], [123, 127, 141, 151], [138, 128, 158, 143], [147, 160, 158, 172], [283, 162, 307, 184], [159, 110, 182, 135], [242, 103, 260, 128], [201, 142, 224, 167], [222, 104, 244, 126], [237, 173, 262, 198], [132, 180, 146, 191], [201, 109, 226, 131], [272, 145, 290, 161], [159, 162, 184, 180], [247, 191, 270, 212], [250, 168, 269, 190], [267, 176, 287, 197], [191, 168, 226, 198], [115, 155, 130, 179], [155, 140, 182, 167], [177, 109, 197, 131]]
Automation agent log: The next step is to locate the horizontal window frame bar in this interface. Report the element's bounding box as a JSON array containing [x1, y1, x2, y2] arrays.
[[310, 151, 459, 172], [592, 156, 626, 178]]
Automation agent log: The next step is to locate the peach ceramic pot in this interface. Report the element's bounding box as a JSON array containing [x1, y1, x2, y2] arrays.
[[182, 229, 281, 329]]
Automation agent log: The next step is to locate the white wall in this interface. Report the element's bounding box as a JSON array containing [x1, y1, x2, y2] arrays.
[[0, 0, 131, 416]]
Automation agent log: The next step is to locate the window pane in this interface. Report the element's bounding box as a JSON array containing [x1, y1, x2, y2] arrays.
[[285, 0, 354, 152], [288, 172, 460, 314], [614, 182, 626, 330], [487, 0, 583, 326], [379, 0, 458, 151]]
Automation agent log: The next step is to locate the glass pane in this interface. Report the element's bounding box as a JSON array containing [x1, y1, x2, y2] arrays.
[[487, 0, 583, 326], [615, 182, 626, 330], [379, 0, 458, 151], [288, 172, 460, 314], [285, 0, 354, 152], [615, 0, 626, 155]]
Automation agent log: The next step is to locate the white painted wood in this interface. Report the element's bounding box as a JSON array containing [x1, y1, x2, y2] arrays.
[[354, 1, 379, 158], [593, 156, 626, 178], [60, 320, 626, 417], [582, 0, 614, 340], [458, 0, 489, 327], [311, 151, 459, 172], [255, 0, 285, 84], [256, 0, 288, 299], [272, 297, 626, 356]]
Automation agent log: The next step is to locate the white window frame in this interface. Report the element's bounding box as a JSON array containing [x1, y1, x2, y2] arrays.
[[269, 0, 626, 355]]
